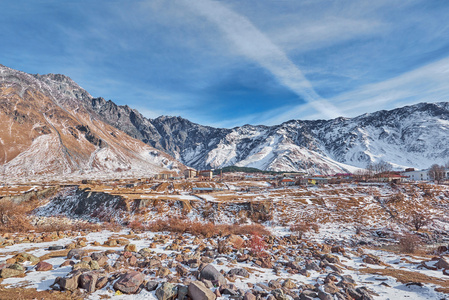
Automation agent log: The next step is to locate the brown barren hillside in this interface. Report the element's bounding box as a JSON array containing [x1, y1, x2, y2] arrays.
[[0, 64, 183, 180]]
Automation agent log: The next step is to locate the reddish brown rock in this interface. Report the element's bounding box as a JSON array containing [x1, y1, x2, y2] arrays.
[[35, 261, 53, 271], [114, 271, 144, 294]]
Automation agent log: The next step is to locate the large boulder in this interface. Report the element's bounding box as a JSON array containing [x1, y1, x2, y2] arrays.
[[58, 270, 83, 291], [155, 282, 178, 300], [188, 281, 216, 300], [0, 268, 24, 278], [13, 253, 40, 265], [113, 271, 144, 294], [199, 264, 226, 286], [436, 258, 449, 269], [79, 272, 98, 293], [67, 249, 85, 260]]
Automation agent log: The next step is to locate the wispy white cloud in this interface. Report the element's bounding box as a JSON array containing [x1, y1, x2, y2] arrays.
[[185, 0, 342, 120], [329, 56, 449, 117], [245, 55, 449, 125]]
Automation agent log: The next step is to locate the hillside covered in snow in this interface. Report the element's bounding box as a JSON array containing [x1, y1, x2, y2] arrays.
[[92, 97, 449, 174], [2, 64, 449, 176]]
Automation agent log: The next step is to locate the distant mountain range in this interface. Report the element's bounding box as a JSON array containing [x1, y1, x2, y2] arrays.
[[90, 93, 449, 174], [1, 64, 449, 178]]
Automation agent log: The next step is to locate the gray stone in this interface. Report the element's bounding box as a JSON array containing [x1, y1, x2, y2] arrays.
[[177, 285, 189, 300], [67, 249, 85, 260], [305, 260, 320, 271], [199, 264, 226, 286], [317, 290, 333, 300], [156, 282, 178, 300], [272, 289, 288, 300], [48, 245, 64, 250], [228, 268, 249, 278], [146, 280, 159, 291]]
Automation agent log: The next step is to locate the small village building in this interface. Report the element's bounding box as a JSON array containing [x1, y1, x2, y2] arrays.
[[280, 178, 295, 186], [184, 168, 197, 179], [308, 177, 330, 185], [154, 171, 178, 180], [376, 172, 407, 183], [198, 170, 213, 180], [402, 169, 431, 181]]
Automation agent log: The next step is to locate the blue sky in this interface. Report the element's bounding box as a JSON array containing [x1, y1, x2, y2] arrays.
[[1, 0, 449, 128]]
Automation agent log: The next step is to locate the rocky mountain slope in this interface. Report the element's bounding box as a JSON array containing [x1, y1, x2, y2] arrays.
[[0, 64, 183, 181], [3, 64, 448, 175], [91, 96, 449, 173]]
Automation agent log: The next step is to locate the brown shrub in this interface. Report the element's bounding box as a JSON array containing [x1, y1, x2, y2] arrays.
[[387, 193, 405, 204], [0, 199, 35, 233], [398, 233, 422, 254], [290, 221, 319, 238], [249, 211, 273, 223], [145, 217, 270, 238], [128, 220, 145, 231]]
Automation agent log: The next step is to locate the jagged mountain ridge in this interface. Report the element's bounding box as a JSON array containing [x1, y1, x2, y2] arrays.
[[0, 64, 183, 180], [3, 64, 449, 175], [89, 89, 449, 173]]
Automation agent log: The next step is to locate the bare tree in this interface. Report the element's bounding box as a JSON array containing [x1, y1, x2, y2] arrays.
[[367, 160, 393, 178], [409, 212, 429, 231], [428, 164, 446, 183]]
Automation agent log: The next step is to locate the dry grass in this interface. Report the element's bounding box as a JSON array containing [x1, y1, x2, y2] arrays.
[[359, 268, 449, 288], [39, 249, 70, 261], [0, 284, 77, 300], [397, 234, 423, 254], [142, 217, 270, 238]]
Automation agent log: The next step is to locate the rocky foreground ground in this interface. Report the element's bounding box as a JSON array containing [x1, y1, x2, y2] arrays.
[[0, 227, 448, 300]]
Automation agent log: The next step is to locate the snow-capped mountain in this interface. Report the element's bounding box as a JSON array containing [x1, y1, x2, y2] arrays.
[[0, 64, 183, 180], [91, 93, 449, 174], [2, 64, 448, 176]]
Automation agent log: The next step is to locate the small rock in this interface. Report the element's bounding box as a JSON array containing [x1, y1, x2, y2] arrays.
[[13, 253, 40, 265], [58, 270, 82, 291], [146, 280, 159, 291], [243, 292, 256, 300], [282, 279, 296, 289], [228, 268, 249, 278], [60, 260, 74, 267], [48, 245, 65, 251], [125, 244, 137, 252], [178, 285, 189, 300], [67, 249, 85, 260], [35, 261, 53, 271], [436, 258, 449, 269], [156, 282, 178, 300]]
